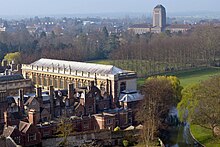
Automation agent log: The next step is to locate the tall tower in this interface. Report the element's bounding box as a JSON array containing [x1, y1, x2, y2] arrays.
[[153, 4, 166, 30]]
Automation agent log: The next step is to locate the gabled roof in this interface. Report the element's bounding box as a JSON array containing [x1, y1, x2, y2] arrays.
[[3, 126, 16, 137], [30, 58, 124, 75], [19, 121, 31, 133], [24, 97, 36, 106]]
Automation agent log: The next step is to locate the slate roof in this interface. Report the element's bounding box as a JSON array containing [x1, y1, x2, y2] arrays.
[[0, 74, 24, 82], [119, 90, 143, 102], [30, 58, 124, 75], [24, 97, 35, 106]]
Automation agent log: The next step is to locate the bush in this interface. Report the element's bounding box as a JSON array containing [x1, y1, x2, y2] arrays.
[[123, 140, 129, 147]]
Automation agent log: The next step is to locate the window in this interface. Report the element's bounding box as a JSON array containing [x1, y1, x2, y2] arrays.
[[14, 136, 20, 144], [100, 83, 105, 91], [60, 79, 63, 89], [88, 106, 93, 113], [120, 82, 126, 92], [28, 133, 36, 142], [83, 121, 89, 129], [106, 119, 112, 125]]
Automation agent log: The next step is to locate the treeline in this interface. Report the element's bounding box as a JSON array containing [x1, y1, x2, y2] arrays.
[[110, 26, 220, 76], [0, 26, 119, 63], [1, 25, 220, 76]]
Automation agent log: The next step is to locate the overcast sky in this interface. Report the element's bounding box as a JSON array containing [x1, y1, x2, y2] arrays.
[[0, 0, 219, 16]]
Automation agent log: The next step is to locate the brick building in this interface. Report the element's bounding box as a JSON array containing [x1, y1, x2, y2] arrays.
[[3, 121, 42, 147]]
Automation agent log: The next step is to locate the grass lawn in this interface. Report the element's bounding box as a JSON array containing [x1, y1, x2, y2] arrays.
[[190, 125, 220, 147], [176, 67, 220, 87], [137, 67, 220, 88], [87, 59, 112, 65]]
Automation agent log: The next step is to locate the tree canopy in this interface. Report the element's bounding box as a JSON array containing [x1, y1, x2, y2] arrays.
[[137, 76, 181, 144], [4, 52, 21, 64], [177, 76, 220, 137]]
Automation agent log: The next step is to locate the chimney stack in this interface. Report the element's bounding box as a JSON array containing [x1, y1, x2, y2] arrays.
[[91, 81, 95, 88], [49, 86, 54, 119], [28, 109, 38, 126], [19, 89, 24, 113], [68, 83, 74, 99], [36, 87, 42, 105]]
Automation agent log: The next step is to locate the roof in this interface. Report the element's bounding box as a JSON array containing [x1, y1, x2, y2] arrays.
[[24, 97, 35, 106], [19, 121, 31, 133], [30, 58, 124, 75], [129, 24, 151, 29], [0, 74, 24, 82], [0, 136, 18, 147], [166, 24, 192, 29], [3, 126, 16, 137], [154, 4, 165, 9], [119, 91, 143, 103]]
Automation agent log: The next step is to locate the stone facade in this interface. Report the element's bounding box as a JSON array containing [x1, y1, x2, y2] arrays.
[[22, 58, 137, 105]]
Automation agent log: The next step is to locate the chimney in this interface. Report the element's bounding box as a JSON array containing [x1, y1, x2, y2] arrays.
[[19, 89, 24, 113], [68, 83, 74, 99], [36, 87, 43, 105], [17, 64, 22, 74], [106, 79, 109, 95], [4, 111, 10, 127], [28, 109, 38, 126], [91, 81, 95, 88], [49, 86, 54, 119]]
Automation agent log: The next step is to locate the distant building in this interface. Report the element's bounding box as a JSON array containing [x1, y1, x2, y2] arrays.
[[128, 24, 152, 34], [128, 4, 192, 34], [153, 4, 166, 31], [165, 24, 192, 33]]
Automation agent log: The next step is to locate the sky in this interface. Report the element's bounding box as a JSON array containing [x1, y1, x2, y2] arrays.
[[0, 0, 219, 16]]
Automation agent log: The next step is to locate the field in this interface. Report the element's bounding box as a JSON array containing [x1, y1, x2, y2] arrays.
[[191, 125, 220, 147], [89, 59, 195, 77], [89, 60, 220, 87], [137, 67, 220, 88]]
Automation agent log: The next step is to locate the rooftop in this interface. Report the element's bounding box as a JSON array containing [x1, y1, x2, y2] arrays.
[[0, 74, 24, 83], [129, 24, 151, 29], [119, 91, 143, 103], [29, 58, 124, 75], [154, 4, 165, 9]]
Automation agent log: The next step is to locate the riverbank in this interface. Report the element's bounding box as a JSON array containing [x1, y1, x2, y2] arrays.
[[191, 125, 220, 147]]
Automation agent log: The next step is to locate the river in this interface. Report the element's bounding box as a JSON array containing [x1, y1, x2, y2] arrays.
[[161, 107, 201, 147]]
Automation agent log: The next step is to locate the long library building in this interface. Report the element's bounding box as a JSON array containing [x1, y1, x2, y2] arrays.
[[21, 58, 137, 103]]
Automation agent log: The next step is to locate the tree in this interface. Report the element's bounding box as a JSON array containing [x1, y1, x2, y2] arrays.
[[4, 52, 21, 64], [178, 76, 220, 137], [137, 76, 180, 145], [57, 117, 73, 147]]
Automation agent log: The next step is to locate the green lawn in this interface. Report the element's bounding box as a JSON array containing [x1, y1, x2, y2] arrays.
[[137, 67, 220, 88], [176, 67, 220, 87], [191, 125, 220, 147], [87, 59, 112, 65]]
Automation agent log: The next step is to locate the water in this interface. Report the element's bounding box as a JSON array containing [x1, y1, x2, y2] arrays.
[[162, 107, 200, 147]]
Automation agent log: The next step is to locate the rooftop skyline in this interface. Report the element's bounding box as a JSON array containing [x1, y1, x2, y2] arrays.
[[0, 0, 219, 17]]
